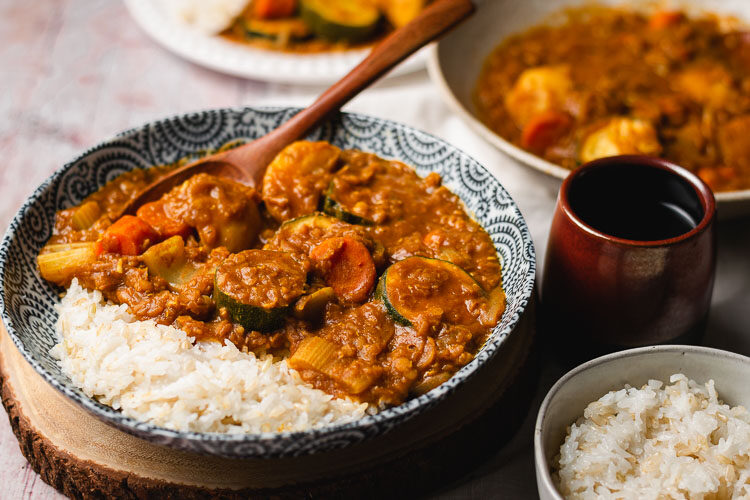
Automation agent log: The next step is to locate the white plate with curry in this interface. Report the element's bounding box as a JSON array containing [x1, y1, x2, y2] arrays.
[[427, 0, 750, 218], [125, 0, 429, 85]]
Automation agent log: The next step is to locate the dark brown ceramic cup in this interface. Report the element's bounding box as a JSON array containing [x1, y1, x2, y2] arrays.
[[541, 156, 716, 356]]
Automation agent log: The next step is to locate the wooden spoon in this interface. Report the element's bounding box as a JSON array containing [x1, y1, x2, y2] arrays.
[[119, 0, 475, 217]]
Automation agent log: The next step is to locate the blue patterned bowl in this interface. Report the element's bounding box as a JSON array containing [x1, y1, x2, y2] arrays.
[[0, 107, 535, 458]]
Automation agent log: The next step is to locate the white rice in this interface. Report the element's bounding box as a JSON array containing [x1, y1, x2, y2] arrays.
[[555, 374, 750, 499], [50, 280, 367, 434], [162, 0, 248, 35]]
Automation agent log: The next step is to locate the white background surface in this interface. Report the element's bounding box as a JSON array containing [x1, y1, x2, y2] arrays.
[[0, 1, 748, 497]]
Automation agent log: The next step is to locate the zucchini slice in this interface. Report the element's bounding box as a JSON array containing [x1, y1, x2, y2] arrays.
[[321, 183, 374, 226], [376, 256, 487, 327], [279, 212, 339, 235], [240, 17, 312, 42], [300, 0, 381, 43], [378, 0, 425, 28], [214, 250, 307, 332]]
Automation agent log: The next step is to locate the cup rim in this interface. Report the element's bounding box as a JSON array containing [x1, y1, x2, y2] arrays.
[[558, 155, 716, 247]]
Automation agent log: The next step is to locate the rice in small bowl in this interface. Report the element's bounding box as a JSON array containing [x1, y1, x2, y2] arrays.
[[535, 345, 750, 500]]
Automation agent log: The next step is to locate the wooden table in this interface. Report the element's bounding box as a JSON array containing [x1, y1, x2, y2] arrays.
[[1, 1, 749, 498]]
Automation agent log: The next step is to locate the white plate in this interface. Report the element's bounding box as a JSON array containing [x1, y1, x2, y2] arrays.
[[124, 0, 427, 85], [427, 0, 750, 218]]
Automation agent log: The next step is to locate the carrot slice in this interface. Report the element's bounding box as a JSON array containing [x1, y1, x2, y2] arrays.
[[309, 237, 376, 303], [253, 0, 297, 19], [100, 215, 158, 255], [520, 110, 572, 152], [649, 11, 684, 30], [136, 200, 191, 239]]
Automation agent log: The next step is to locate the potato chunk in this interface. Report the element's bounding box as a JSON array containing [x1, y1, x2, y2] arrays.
[[675, 63, 733, 108], [158, 173, 262, 253], [504, 65, 573, 128], [262, 141, 341, 223], [580, 118, 662, 163]]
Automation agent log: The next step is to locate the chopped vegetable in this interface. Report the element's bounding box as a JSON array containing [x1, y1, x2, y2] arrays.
[[289, 336, 377, 394], [100, 215, 158, 256], [214, 250, 307, 332], [218, 210, 262, 254], [161, 173, 262, 253], [293, 287, 336, 323], [39, 241, 99, 255], [300, 0, 381, 43], [136, 200, 191, 239], [289, 336, 338, 373], [674, 64, 733, 108], [648, 11, 684, 30], [253, 0, 297, 19], [241, 17, 311, 42], [482, 286, 506, 327], [279, 212, 338, 235], [376, 256, 487, 328], [37, 243, 98, 285], [520, 111, 572, 152], [504, 65, 572, 128], [580, 117, 662, 164], [378, 0, 424, 28], [262, 141, 341, 223], [411, 372, 451, 396], [141, 236, 198, 290], [71, 201, 101, 230], [321, 183, 374, 226], [309, 237, 376, 303]]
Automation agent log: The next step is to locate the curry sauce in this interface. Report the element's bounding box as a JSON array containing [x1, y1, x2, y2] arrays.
[[38, 141, 505, 407], [475, 7, 750, 192]]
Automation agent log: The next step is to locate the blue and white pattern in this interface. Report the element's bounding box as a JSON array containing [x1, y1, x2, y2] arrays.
[[0, 107, 535, 458]]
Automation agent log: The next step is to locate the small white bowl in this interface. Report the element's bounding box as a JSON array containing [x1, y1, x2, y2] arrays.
[[534, 345, 750, 500]]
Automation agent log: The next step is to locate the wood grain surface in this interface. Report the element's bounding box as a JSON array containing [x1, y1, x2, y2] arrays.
[[2, 0, 749, 498]]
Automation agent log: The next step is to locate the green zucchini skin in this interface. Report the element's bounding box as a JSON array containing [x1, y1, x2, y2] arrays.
[[240, 18, 312, 42], [320, 184, 374, 226], [375, 266, 411, 326], [213, 250, 307, 333], [299, 0, 381, 43], [214, 277, 289, 333], [377, 256, 486, 327]]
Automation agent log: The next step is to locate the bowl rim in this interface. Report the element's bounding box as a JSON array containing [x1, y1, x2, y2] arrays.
[[533, 344, 750, 499], [0, 105, 536, 456], [425, 33, 750, 208]]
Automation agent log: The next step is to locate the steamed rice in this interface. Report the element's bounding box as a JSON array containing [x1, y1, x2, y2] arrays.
[[50, 280, 367, 434], [163, 0, 248, 35], [555, 375, 750, 499]]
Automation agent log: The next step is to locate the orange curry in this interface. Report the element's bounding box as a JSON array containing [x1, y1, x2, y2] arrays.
[[475, 7, 750, 192], [221, 0, 426, 53], [38, 141, 505, 407]]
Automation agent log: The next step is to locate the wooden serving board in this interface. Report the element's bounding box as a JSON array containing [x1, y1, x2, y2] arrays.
[[0, 299, 536, 498]]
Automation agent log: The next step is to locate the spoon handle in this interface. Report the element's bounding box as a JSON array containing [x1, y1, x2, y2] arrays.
[[224, 0, 475, 181]]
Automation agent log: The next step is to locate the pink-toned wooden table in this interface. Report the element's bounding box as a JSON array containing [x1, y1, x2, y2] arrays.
[[2, 1, 749, 498]]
